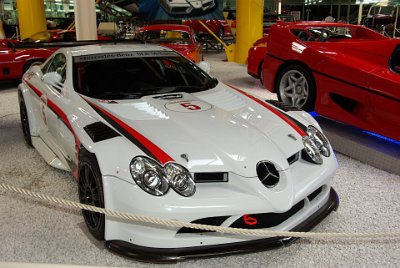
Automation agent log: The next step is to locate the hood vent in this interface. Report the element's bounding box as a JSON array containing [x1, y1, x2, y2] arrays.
[[194, 172, 229, 183], [84, 122, 120, 142], [256, 161, 280, 188], [197, 88, 246, 111]]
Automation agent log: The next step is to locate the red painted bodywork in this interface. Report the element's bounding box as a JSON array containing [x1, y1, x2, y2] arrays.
[[247, 36, 268, 79], [182, 20, 232, 37], [0, 40, 55, 80], [258, 22, 400, 141], [23, 30, 112, 42], [137, 24, 203, 63]]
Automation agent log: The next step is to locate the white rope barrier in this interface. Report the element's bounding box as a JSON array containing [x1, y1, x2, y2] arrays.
[[1, 182, 400, 240]]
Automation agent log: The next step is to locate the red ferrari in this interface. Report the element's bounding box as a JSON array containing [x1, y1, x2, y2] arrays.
[[255, 22, 400, 141], [137, 24, 203, 63], [182, 20, 232, 39], [0, 39, 54, 80]]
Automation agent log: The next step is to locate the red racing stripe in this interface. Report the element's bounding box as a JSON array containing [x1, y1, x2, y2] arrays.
[[24, 80, 43, 98], [227, 84, 307, 137], [83, 97, 174, 165], [24, 79, 81, 178]]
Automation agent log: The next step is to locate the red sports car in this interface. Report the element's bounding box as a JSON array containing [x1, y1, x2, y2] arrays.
[[258, 22, 400, 141], [137, 24, 203, 63], [0, 39, 54, 80], [23, 30, 112, 43], [182, 20, 232, 38]]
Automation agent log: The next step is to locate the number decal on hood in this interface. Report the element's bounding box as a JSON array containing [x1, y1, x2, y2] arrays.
[[165, 100, 212, 113]]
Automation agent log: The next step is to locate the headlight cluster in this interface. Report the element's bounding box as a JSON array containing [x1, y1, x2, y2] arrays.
[[302, 126, 331, 164], [130, 156, 196, 197]]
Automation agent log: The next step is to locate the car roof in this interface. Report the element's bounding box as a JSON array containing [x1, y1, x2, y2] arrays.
[[139, 24, 191, 32], [285, 21, 359, 28], [67, 43, 173, 57]]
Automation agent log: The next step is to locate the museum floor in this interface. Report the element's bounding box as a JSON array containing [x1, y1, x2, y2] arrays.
[[0, 52, 399, 267]]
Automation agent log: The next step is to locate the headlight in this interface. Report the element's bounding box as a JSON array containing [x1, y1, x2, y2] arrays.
[[302, 136, 323, 164], [130, 156, 196, 197], [307, 126, 331, 157], [165, 163, 196, 197], [130, 157, 169, 196]]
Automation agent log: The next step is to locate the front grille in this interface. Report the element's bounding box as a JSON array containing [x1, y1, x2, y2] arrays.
[[256, 161, 280, 188], [177, 216, 229, 234], [194, 172, 228, 183], [230, 200, 305, 229]]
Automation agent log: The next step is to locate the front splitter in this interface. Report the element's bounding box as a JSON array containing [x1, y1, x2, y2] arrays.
[[106, 188, 339, 263]]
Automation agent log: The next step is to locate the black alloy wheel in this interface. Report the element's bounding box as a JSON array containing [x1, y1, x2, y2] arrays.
[[78, 153, 105, 240], [19, 99, 33, 147]]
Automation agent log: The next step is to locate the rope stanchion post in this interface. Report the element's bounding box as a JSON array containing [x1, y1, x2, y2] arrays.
[[1, 182, 399, 240]]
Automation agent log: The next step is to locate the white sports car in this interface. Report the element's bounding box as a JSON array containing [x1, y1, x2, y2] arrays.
[[160, 0, 215, 16], [19, 44, 339, 262]]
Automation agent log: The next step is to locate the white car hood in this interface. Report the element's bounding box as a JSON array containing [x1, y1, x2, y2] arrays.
[[88, 86, 305, 177]]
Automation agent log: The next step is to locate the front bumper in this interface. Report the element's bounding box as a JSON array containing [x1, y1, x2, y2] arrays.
[[106, 187, 339, 263]]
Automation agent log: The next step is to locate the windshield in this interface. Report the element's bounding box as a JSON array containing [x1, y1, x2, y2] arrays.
[[370, 6, 394, 16], [73, 51, 216, 99], [137, 30, 192, 45]]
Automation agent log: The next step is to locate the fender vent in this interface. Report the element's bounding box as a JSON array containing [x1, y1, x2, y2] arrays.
[[84, 122, 120, 142], [265, 100, 302, 112]]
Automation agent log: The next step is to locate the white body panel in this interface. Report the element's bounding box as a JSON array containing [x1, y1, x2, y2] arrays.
[[19, 44, 338, 251]]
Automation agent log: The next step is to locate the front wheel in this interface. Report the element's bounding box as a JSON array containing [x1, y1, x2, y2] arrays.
[[19, 99, 33, 147], [78, 152, 105, 240], [275, 64, 316, 111]]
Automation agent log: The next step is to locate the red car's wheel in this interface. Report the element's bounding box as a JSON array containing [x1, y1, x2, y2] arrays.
[[275, 64, 316, 111], [78, 152, 105, 240]]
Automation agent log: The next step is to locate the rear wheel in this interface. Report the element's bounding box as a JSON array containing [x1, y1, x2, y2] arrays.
[[275, 64, 316, 111], [78, 152, 105, 240], [258, 60, 264, 85], [19, 99, 33, 147]]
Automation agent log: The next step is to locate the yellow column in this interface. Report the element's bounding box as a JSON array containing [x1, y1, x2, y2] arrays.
[[16, 0, 47, 40], [234, 0, 263, 64]]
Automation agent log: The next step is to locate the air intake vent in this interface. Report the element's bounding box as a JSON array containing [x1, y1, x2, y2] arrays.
[[177, 216, 230, 234], [307, 186, 324, 202], [194, 172, 228, 183], [287, 152, 299, 165], [256, 161, 280, 188], [265, 100, 301, 112], [84, 122, 120, 142]]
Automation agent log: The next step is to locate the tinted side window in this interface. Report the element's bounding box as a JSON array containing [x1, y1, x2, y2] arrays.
[[47, 53, 67, 83], [390, 45, 400, 73]]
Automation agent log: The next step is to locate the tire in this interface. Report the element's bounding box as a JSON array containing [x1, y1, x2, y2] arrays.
[[216, 27, 224, 40], [275, 64, 316, 111], [258, 60, 264, 85], [19, 98, 33, 147], [78, 152, 105, 240]]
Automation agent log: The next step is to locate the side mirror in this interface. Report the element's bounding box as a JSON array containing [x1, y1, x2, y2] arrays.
[[198, 61, 211, 74], [42, 72, 62, 85]]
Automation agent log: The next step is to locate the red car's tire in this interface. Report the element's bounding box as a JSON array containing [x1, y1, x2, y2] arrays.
[[275, 64, 316, 111]]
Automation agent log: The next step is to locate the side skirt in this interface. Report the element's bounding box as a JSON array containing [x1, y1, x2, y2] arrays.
[[32, 136, 69, 171]]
